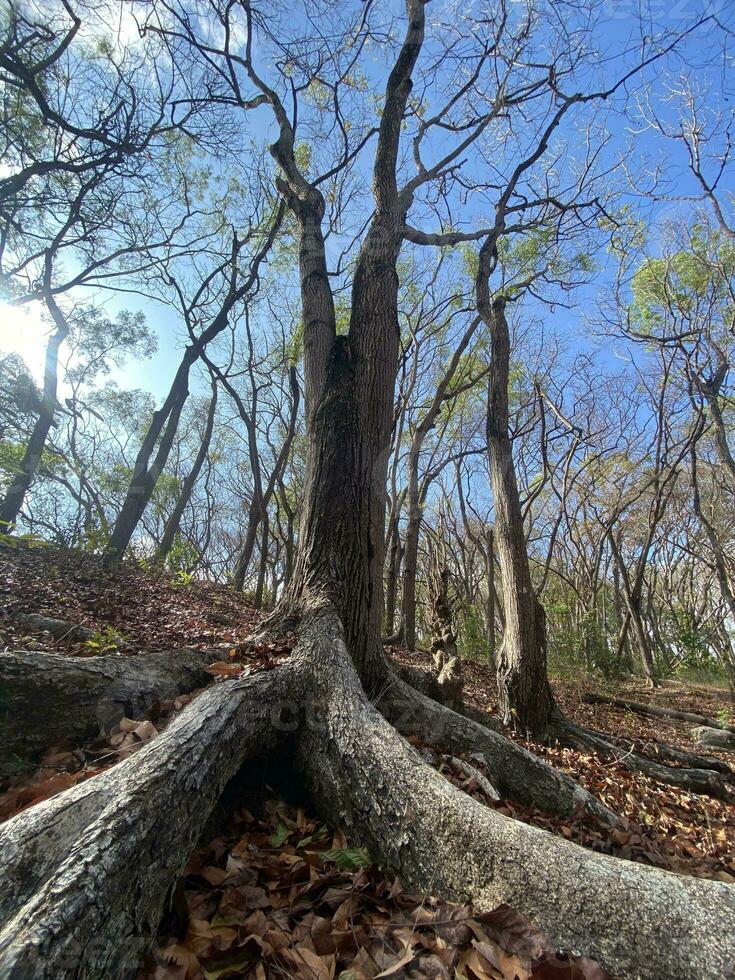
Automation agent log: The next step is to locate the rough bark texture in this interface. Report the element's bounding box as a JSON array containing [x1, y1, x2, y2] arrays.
[[382, 677, 618, 826], [0, 648, 212, 776], [427, 567, 463, 712], [294, 608, 735, 980], [0, 670, 288, 978], [692, 726, 735, 750], [483, 297, 556, 737], [3, 610, 735, 978]]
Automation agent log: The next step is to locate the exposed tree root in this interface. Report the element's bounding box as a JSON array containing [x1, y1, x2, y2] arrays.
[[595, 729, 733, 778], [583, 692, 735, 734], [380, 675, 619, 826], [1, 609, 734, 979], [0, 669, 290, 977], [0, 648, 213, 777], [293, 607, 735, 980], [9, 613, 98, 644], [556, 721, 732, 801]]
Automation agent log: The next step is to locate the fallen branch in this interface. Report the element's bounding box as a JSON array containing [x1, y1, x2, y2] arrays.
[[558, 721, 731, 800], [582, 692, 735, 734]]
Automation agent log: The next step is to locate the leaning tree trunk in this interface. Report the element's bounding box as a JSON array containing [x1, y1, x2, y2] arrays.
[[155, 381, 218, 564], [0, 647, 212, 776], [103, 211, 285, 569], [103, 349, 196, 566], [481, 294, 555, 738], [0, 296, 68, 530]]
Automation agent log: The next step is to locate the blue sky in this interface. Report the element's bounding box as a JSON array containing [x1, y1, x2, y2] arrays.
[[2, 0, 731, 403]]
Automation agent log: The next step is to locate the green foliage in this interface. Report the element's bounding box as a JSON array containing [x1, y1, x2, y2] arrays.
[[65, 307, 157, 386], [630, 222, 735, 337], [83, 626, 127, 654], [321, 847, 372, 871], [270, 822, 290, 847], [457, 603, 488, 662], [0, 519, 46, 549], [672, 611, 719, 673], [80, 524, 110, 555], [165, 537, 201, 577]]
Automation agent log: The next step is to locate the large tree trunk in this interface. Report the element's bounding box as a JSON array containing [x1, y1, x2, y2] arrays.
[[481, 295, 555, 738], [0, 648, 212, 776], [0, 296, 68, 530]]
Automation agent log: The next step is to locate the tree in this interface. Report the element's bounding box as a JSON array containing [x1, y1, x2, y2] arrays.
[[1, 4, 733, 979]]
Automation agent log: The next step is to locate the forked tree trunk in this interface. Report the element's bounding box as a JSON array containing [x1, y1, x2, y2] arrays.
[[277, 330, 392, 690], [7, 6, 734, 978]]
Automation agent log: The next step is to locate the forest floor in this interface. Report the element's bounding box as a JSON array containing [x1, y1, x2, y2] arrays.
[[1, 542, 734, 979]]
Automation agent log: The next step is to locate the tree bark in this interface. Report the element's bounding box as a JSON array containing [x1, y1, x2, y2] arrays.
[[0, 648, 212, 776], [485, 527, 497, 668], [3, 608, 735, 979], [295, 607, 735, 980], [0, 669, 288, 977], [481, 294, 555, 738]]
